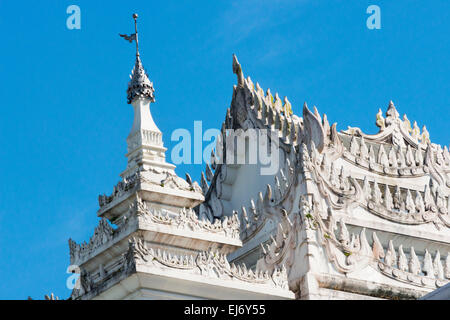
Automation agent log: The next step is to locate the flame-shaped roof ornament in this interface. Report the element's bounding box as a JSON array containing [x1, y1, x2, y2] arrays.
[[232, 54, 244, 87]]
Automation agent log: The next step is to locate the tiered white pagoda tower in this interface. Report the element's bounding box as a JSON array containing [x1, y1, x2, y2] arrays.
[[68, 17, 449, 300], [67, 16, 292, 300]]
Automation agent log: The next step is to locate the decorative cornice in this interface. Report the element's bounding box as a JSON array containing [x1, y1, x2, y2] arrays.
[[343, 101, 432, 150], [71, 194, 240, 266], [69, 218, 115, 265], [72, 236, 290, 299], [302, 141, 450, 229], [127, 195, 241, 240], [98, 169, 203, 209], [98, 171, 141, 208], [125, 237, 290, 289]]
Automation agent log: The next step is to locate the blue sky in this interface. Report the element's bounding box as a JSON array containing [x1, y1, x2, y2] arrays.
[[0, 0, 448, 299]]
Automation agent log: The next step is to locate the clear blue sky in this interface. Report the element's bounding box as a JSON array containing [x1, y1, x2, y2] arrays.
[[0, 1, 448, 299]]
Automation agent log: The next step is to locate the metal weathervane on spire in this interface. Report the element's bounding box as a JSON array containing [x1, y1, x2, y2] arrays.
[[120, 13, 154, 104], [119, 13, 140, 57]]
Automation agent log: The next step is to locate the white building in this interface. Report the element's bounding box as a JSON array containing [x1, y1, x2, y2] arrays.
[[67, 27, 450, 300]]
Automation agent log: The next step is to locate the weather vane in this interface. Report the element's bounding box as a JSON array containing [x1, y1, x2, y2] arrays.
[[119, 13, 140, 57]]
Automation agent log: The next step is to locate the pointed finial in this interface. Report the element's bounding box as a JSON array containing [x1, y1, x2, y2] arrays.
[[232, 54, 244, 87], [121, 14, 155, 104], [421, 125, 430, 144], [266, 89, 274, 104], [133, 13, 139, 57], [283, 96, 293, 116], [376, 108, 385, 130], [402, 114, 412, 133], [411, 121, 420, 140], [386, 100, 399, 117], [385, 100, 399, 126]]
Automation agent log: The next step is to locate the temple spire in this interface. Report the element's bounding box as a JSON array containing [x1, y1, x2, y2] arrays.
[[119, 13, 171, 177]]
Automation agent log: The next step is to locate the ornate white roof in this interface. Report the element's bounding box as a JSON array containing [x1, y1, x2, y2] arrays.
[[198, 55, 450, 299]]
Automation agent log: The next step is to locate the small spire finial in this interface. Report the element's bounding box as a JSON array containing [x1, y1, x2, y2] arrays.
[[232, 54, 244, 87], [385, 100, 399, 126], [120, 14, 155, 104], [133, 13, 139, 57]]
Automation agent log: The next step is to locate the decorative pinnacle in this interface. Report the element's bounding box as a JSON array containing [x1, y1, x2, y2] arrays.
[[120, 14, 155, 104], [232, 54, 244, 87], [133, 13, 139, 57], [127, 57, 155, 104], [385, 100, 399, 124]]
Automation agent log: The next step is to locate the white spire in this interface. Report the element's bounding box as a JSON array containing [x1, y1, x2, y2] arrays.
[[119, 14, 175, 178]]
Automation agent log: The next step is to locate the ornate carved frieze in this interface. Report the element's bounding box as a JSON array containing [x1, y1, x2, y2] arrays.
[[301, 139, 450, 229], [344, 101, 430, 149], [341, 102, 450, 190], [258, 197, 450, 291], [98, 172, 140, 207], [343, 139, 428, 178], [72, 236, 290, 299], [257, 209, 298, 272], [98, 169, 202, 209], [126, 196, 241, 240], [71, 194, 240, 267], [124, 237, 290, 289], [342, 134, 450, 188], [361, 180, 449, 229], [302, 143, 362, 211], [298, 196, 375, 275], [69, 218, 115, 265], [377, 245, 450, 290]]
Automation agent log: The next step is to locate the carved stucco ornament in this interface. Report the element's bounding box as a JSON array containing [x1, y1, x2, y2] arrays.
[[257, 198, 450, 290], [303, 103, 325, 152], [343, 101, 432, 150], [127, 56, 155, 104], [120, 237, 289, 289]]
